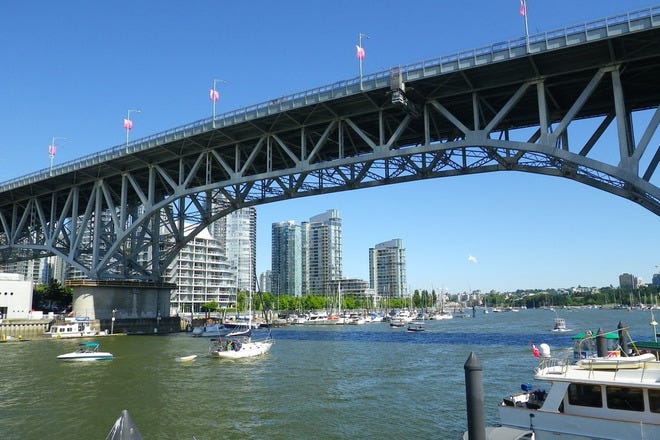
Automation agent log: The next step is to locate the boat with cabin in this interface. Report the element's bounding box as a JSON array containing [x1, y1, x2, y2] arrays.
[[551, 316, 572, 333], [57, 342, 114, 361], [497, 327, 660, 439], [46, 318, 101, 338]]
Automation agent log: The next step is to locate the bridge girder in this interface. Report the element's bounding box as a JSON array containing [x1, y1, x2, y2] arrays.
[[1, 26, 659, 279]]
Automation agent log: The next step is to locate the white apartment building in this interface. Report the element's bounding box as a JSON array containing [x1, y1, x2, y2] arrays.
[[0, 273, 33, 319], [224, 208, 257, 293], [166, 226, 237, 315], [302, 209, 342, 295]]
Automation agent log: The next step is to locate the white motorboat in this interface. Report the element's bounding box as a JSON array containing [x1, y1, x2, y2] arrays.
[[432, 311, 453, 320], [304, 311, 329, 325], [47, 318, 100, 338], [407, 321, 425, 332], [57, 342, 114, 361], [497, 329, 660, 439], [191, 321, 231, 338], [551, 316, 572, 333]]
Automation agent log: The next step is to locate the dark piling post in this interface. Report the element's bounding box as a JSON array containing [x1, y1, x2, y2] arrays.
[[617, 321, 629, 356], [464, 352, 486, 440], [596, 328, 607, 357]]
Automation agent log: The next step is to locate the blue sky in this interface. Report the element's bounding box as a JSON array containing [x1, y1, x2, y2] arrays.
[[1, 1, 658, 293]]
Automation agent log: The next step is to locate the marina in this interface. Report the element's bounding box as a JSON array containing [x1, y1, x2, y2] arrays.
[[1, 307, 657, 439]]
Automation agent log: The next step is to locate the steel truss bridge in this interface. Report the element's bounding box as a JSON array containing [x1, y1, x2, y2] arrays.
[[1, 7, 659, 282]]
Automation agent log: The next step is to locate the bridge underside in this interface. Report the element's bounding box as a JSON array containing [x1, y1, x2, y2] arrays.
[[0, 20, 659, 280]]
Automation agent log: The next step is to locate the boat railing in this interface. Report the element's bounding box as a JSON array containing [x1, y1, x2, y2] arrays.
[[535, 356, 572, 375]]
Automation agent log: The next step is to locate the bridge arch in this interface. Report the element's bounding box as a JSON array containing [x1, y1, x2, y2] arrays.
[[1, 14, 659, 281]]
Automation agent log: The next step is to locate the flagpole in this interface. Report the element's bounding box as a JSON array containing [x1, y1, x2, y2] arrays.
[[125, 109, 141, 153], [211, 79, 226, 128], [358, 32, 369, 91], [48, 136, 65, 176], [521, 0, 530, 53]]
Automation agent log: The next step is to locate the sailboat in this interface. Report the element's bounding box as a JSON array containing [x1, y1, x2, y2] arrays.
[[433, 288, 453, 320], [209, 288, 273, 359], [328, 280, 348, 324]]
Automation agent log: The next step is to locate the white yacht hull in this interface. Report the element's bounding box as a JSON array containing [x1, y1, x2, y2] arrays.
[[498, 407, 659, 440], [211, 340, 272, 359]]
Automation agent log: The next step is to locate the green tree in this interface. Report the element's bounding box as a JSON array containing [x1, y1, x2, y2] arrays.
[[33, 279, 72, 312], [200, 301, 219, 318]]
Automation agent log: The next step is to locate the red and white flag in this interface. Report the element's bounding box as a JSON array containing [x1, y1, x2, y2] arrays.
[[519, 0, 526, 17], [209, 88, 219, 102], [48, 145, 56, 156], [123, 118, 133, 130], [356, 45, 365, 60], [530, 342, 540, 358]]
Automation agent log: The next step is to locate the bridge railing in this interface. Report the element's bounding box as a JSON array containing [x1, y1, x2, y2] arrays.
[[2, 5, 659, 191]]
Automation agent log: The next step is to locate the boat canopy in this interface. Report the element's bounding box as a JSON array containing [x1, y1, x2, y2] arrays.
[[572, 331, 618, 340]]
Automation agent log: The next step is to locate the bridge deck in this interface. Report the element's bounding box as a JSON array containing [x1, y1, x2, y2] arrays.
[[1, 5, 659, 198]]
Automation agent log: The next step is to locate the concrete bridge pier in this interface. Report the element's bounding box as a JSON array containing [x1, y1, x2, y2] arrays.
[[67, 280, 179, 334]]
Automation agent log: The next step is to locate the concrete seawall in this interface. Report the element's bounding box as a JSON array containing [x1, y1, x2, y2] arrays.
[[1, 316, 182, 340], [0, 319, 52, 340]]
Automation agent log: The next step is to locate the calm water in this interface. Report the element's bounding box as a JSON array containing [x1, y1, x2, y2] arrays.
[[0, 307, 655, 439]]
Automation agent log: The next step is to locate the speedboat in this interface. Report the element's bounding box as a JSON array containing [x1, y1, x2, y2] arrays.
[[57, 342, 114, 361], [497, 329, 660, 439]]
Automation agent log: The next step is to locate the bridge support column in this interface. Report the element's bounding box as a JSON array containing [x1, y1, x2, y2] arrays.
[[66, 280, 179, 334]]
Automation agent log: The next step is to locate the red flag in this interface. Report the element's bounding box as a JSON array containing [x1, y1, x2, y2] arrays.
[[519, 0, 526, 16], [530, 342, 540, 358], [48, 145, 56, 156], [209, 88, 219, 102], [356, 45, 365, 60], [123, 118, 133, 130]]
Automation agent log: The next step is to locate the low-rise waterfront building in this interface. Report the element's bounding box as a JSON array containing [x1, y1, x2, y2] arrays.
[[0, 273, 33, 319]]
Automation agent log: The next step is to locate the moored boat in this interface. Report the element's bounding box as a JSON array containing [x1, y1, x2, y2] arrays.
[[47, 318, 100, 338], [497, 328, 660, 439], [191, 320, 232, 338]]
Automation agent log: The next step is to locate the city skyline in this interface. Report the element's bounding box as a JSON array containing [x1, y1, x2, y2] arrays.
[[1, 1, 658, 293]]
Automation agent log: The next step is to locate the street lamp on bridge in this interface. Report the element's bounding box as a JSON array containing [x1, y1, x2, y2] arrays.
[[210, 78, 227, 128], [124, 109, 141, 152]]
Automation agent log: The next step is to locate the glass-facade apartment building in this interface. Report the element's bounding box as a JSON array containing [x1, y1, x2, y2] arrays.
[[271, 220, 302, 297], [369, 239, 407, 298]]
